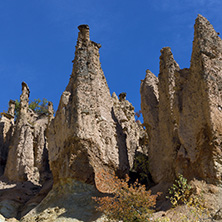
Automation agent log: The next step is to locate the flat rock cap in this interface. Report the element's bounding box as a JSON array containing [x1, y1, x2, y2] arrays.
[[78, 24, 89, 31]]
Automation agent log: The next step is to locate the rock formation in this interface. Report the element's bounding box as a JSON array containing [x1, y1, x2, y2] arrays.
[[21, 24, 146, 221], [112, 92, 148, 170], [4, 82, 52, 184], [47, 24, 144, 186], [0, 100, 15, 175], [141, 14, 222, 187], [0, 14, 221, 221]]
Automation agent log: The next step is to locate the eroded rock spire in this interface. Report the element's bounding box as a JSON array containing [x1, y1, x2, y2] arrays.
[[4, 82, 51, 184], [48, 24, 145, 187], [141, 14, 222, 187]]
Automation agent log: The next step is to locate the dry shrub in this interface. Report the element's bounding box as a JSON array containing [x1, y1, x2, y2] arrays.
[[93, 169, 160, 222]]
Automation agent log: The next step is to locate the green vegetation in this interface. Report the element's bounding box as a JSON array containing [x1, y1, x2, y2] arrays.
[[94, 172, 214, 222], [14, 98, 49, 119], [166, 174, 192, 207], [166, 174, 211, 221]]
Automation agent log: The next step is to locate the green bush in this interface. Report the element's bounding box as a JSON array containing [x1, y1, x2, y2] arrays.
[[166, 174, 211, 221], [14, 98, 49, 119], [166, 174, 192, 207]]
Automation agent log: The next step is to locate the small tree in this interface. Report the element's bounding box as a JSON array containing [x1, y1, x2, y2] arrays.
[[93, 170, 160, 222], [14, 99, 20, 119], [14, 98, 49, 119], [29, 98, 48, 115]]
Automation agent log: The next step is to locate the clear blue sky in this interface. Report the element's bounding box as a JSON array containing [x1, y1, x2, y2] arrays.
[[0, 0, 222, 114]]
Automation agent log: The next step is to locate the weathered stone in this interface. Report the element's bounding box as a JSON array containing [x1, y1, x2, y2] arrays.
[[4, 82, 37, 183], [23, 24, 148, 221], [48, 24, 144, 189], [2, 15, 222, 221], [20, 179, 105, 222], [112, 92, 147, 170], [7, 100, 15, 117], [141, 14, 222, 190], [48, 25, 120, 185], [174, 15, 222, 185], [0, 214, 5, 221], [47, 101, 54, 123], [4, 83, 51, 184], [19, 82, 30, 124], [0, 101, 15, 175]]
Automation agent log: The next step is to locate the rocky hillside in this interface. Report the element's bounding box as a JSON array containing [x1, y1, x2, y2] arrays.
[[0, 14, 221, 221]]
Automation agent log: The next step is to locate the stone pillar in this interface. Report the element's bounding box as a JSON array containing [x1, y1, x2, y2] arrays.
[[0, 100, 15, 175], [8, 100, 15, 117], [48, 102, 54, 123], [19, 82, 30, 123], [4, 82, 38, 183], [76, 24, 90, 49], [78, 24, 90, 41]]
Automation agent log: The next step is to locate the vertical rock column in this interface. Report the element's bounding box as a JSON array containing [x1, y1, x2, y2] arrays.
[[0, 100, 15, 175], [175, 15, 222, 184], [112, 92, 147, 171], [141, 15, 222, 186], [47, 101, 54, 123], [48, 25, 124, 186], [140, 70, 160, 182], [157, 47, 180, 182], [4, 82, 39, 183], [141, 48, 180, 183], [33, 103, 54, 182]]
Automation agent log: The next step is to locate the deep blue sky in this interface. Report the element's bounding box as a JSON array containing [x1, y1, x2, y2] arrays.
[[1, 0, 222, 114]]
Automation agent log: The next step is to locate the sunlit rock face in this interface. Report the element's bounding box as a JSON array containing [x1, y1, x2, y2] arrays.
[[4, 82, 52, 184], [48, 24, 145, 187], [141, 15, 222, 186], [21, 24, 147, 222]]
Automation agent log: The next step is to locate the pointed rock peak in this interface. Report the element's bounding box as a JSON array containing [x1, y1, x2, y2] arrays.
[[141, 69, 159, 101], [112, 92, 119, 102], [144, 69, 158, 84], [194, 14, 219, 37], [159, 47, 180, 73], [192, 14, 222, 61], [160, 47, 176, 63], [196, 14, 209, 23]]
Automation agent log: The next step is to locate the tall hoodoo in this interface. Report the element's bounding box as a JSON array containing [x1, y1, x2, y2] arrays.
[[8, 100, 16, 117], [47, 101, 54, 123], [4, 82, 38, 183], [48, 24, 144, 187], [48, 24, 118, 185], [4, 82, 51, 184], [19, 82, 30, 124], [141, 14, 222, 186], [21, 25, 146, 221]]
